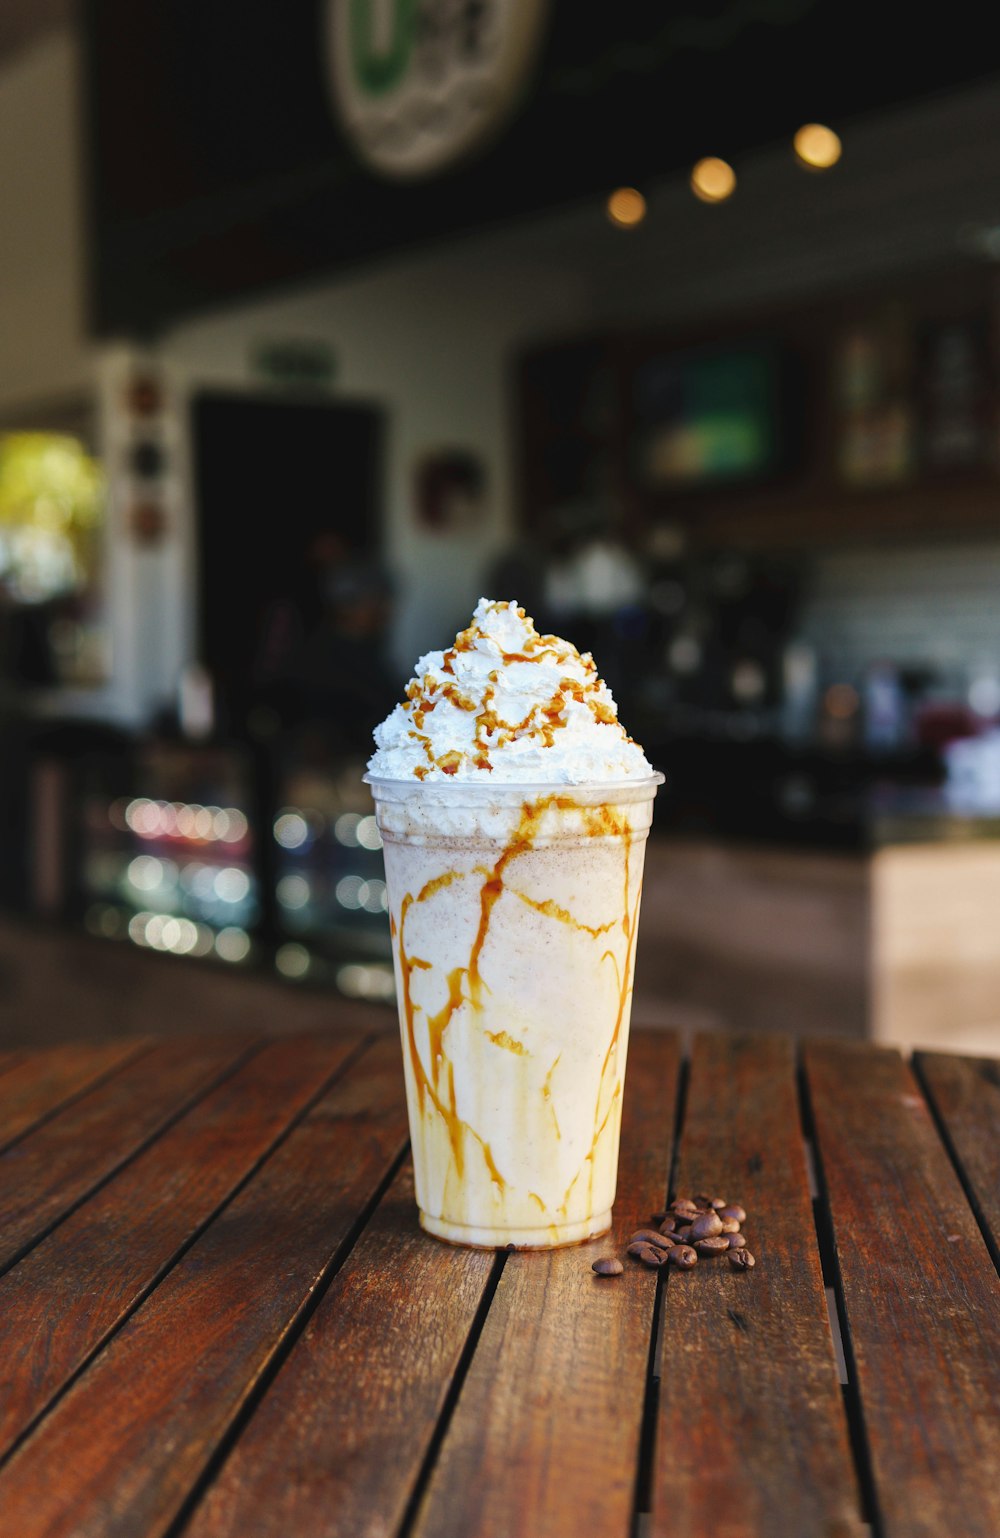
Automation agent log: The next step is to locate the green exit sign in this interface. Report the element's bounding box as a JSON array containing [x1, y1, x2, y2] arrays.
[[252, 341, 337, 391]]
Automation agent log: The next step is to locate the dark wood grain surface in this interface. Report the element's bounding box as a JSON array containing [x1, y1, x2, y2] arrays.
[[0, 1035, 406, 1538], [181, 1160, 497, 1538], [0, 1038, 147, 1154], [0, 1028, 995, 1538], [804, 1040, 1000, 1538], [653, 1033, 864, 1538], [0, 1037, 253, 1275], [0, 1033, 360, 1462], [915, 1051, 1000, 1266]]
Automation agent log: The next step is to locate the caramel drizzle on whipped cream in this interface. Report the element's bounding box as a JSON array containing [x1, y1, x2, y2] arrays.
[[401, 603, 621, 777]]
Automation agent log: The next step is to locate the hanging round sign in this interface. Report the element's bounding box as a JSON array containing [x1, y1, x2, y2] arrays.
[[325, 0, 549, 181]]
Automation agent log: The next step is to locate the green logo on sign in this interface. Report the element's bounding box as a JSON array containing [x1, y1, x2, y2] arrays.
[[349, 0, 415, 96]]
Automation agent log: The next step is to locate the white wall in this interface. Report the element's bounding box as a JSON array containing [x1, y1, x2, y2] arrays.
[[163, 248, 591, 674], [0, 30, 89, 411], [799, 539, 1000, 685]]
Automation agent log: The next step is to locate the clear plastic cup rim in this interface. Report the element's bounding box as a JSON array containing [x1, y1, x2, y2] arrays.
[[364, 771, 664, 807]]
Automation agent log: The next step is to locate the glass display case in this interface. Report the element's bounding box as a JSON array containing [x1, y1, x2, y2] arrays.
[[81, 740, 257, 965], [271, 734, 394, 1003]]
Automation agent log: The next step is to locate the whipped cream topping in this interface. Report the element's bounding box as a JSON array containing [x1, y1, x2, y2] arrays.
[[368, 598, 654, 783]]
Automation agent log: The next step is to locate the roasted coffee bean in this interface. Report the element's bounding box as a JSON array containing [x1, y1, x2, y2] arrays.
[[668, 1245, 698, 1268], [658, 1218, 680, 1236], [672, 1197, 698, 1213], [674, 1226, 692, 1243], [592, 1257, 623, 1276], [727, 1232, 747, 1249], [628, 1242, 669, 1267], [694, 1236, 730, 1257], [688, 1211, 724, 1240], [728, 1248, 756, 1270], [693, 1193, 715, 1210], [711, 1198, 727, 1209], [719, 1204, 747, 1223], [720, 1217, 742, 1234], [630, 1229, 674, 1250]]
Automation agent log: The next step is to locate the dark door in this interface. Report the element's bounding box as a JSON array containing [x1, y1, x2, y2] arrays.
[[191, 391, 383, 720]]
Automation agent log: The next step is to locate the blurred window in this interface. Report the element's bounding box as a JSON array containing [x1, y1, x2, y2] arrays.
[[0, 428, 107, 687]]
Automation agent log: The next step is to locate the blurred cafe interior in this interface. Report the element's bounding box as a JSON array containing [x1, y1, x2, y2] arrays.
[[2, 0, 1000, 1053]]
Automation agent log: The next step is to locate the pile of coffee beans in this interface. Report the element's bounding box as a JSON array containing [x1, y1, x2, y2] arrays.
[[592, 1193, 756, 1277]]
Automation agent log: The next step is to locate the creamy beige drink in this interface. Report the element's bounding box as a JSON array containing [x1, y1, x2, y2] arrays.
[[367, 600, 661, 1248]]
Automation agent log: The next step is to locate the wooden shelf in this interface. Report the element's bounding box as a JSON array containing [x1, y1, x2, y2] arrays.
[[515, 262, 1000, 551]]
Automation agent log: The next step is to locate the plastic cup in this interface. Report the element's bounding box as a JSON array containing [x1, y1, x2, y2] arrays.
[[366, 773, 662, 1249]]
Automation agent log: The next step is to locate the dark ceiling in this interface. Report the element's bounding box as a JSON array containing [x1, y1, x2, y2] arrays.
[[80, 0, 1000, 337]]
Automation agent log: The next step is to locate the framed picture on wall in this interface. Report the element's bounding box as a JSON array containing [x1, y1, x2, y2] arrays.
[[413, 450, 487, 533]]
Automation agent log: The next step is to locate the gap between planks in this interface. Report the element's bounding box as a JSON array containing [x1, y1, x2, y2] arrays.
[[163, 1135, 413, 1538], [797, 1053, 884, 1538], [0, 1037, 155, 1157], [0, 1036, 262, 1283], [910, 1052, 1000, 1279], [631, 1048, 689, 1533], [0, 1031, 378, 1474]]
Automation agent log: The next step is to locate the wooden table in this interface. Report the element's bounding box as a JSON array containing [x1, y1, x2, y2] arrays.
[[0, 1026, 997, 1538]]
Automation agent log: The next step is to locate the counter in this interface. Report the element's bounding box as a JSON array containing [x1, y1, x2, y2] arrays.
[[633, 826, 1000, 1054]]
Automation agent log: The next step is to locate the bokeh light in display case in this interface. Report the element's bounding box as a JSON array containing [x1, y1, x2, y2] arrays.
[[276, 943, 311, 980], [215, 927, 252, 963], [274, 810, 310, 850], [277, 874, 311, 910], [336, 963, 396, 1002], [124, 799, 248, 844]]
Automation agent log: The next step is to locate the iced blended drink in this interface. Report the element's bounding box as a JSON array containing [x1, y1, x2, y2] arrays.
[[367, 600, 661, 1248]]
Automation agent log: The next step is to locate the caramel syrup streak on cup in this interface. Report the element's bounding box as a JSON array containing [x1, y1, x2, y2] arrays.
[[374, 780, 658, 1250]]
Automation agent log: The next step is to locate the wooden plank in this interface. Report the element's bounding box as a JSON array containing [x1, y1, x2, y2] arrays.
[[0, 1038, 146, 1153], [0, 1036, 252, 1274], [0, 1035, 409, 1538], [651, 1034, 863, 1538], [409, 1031, 681, 1538], [804, 1039, 1000, 1538], [915, 1051, 1000, 1266], [0, 1033, 360, 1462], [180, 1160, 496, 1538]]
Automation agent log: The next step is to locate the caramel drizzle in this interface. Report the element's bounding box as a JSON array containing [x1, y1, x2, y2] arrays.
[[542, 1053, 562, 1141], [397, 603, 622, 776], [585, 838, 642, 1210], [485, 1029, 528, 1056], [508, 891, 617, 940], [397, 868, 508, 1191]]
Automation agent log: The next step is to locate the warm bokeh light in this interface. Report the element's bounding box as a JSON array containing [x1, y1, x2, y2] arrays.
[[690, 157, 736, 204], [606, 186, 647, 228], [124, 798, 248, 844], [793, 123, 842, 171]]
